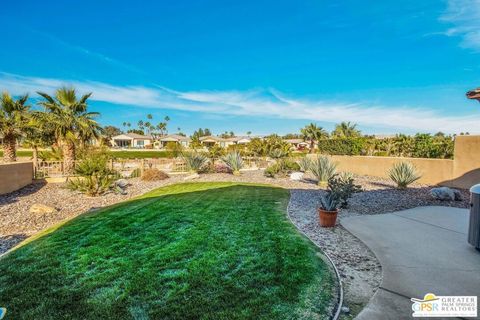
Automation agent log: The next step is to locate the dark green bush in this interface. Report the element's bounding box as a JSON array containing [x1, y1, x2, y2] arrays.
[[317, 138, 368, 156]]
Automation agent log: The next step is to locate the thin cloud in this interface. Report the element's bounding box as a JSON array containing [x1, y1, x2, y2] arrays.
[[440, 0, 480, 50], [1, 72, 479, 134]]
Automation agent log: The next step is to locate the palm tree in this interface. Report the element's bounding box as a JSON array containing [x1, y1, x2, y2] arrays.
[[147, 114, 153, 120], [36, 87, 102, 175], [23, 117, 55, 168], [300, 123, 328, 153], [0, 92, 30, 162], [332, 121, 361, 138]]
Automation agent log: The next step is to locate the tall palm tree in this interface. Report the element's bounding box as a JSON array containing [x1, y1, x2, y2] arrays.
[[0, 92, 30, 162], [332, 121, 361, 138], [36, 87, 101, 174], [23, 117, 55, 168], [300, 123, 328, 153]]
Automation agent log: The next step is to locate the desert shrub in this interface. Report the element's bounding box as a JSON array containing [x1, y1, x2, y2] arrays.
[[281, 159, 300, 171], [264, 163, 281, 178], [298, 157, 311, 172], [222, 151, 243, 175], [67, 152, 117, 196], [309, 155, 337, 186], [165, 141, 184, 157], [327, 173, 362, 208], [183, 152, 210, 173], [141, 168, 169, 181], [130, 167, 141, 178], [388, 161, 422, 189]]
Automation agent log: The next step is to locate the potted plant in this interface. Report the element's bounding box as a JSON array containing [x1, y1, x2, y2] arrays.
[[318, 191, 340, 227]]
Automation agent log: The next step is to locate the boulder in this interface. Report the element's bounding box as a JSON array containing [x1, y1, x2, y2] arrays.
[[290, 172, 304, 181], [184, 173, 200, 180], [115, 179, 129, 189], [29, 204, 57, 215], [430, 187, 455, 201], [453, 189, 463, 201]]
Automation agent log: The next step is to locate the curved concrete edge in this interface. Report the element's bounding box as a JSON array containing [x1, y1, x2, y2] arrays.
[[286, 191, 344, 320]]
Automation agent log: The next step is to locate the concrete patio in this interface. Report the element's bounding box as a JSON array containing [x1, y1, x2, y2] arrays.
[[342, 206, 480, 320]]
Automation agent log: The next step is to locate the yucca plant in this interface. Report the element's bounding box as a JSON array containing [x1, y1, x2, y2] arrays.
[[182, 152, 209, 173], [298, 157, 312, 172], [319, 192, 340, 211], [309, 155, 337, 187], [388, 161, 422, 189], [222, 151, 243, 175]]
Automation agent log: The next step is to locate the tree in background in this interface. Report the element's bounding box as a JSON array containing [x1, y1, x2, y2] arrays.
[[102, 126, 122, 146], [190, 128, 212, 148], [0, 92, 31, 162], [332, 121, 361, 138], [301, 123, 328, 153], [23, 116, 55, 167], [36, 87, 102, 174]]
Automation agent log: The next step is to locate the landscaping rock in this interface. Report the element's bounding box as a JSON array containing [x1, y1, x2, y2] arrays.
[[341, 306, 350, 314], [184, 173, 200, 180], [431, 187, 455, 201], [453, 189, 463, 201], [29, 204, 57, 215], [290, 172, 304, 181], [115, 179, 129, 189]]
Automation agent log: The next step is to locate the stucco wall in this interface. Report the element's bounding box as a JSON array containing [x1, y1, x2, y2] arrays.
[[0, 162, 33, 195], [305, 135, 480, 189]]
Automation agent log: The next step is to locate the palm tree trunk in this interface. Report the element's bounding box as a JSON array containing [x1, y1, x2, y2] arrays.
[[62, 141, 76, 175], [310, 140, 315, 153], [2, 134, 17, 162]]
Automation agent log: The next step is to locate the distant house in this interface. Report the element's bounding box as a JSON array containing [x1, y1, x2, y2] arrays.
[[110, 133, 153, 148], [199, 136, 229, 148], [158, 134, 191, 148], [226, 136, 252, 145], [284, 139, 310, 151]]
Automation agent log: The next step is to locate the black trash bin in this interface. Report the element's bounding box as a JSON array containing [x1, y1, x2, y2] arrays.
[[468, 184, 480, 249]]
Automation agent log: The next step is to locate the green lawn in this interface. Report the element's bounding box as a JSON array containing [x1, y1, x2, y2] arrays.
[[0, 182, 335, 319]]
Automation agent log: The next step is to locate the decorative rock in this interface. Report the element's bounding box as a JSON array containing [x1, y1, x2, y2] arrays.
[[453, 189, 463, 201], [430, 187, 455, 201], [115, 179, 129, 189], [341, 306, 350, 314], [184, 173, 200, 180], [290, 172, 304, 181], [29, 204, 57, 215]]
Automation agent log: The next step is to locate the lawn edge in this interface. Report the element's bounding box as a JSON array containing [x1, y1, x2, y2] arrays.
[[286, 190, 344, 320]]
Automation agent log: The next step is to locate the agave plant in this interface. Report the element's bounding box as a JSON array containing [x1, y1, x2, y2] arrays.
[[182, 152, 209, 173], [319, 192, 340, 211], [388, 161, 422, 189], [222, 151, 243, 175], [309, 155, 337, 187], [298, 157, 312, 172]]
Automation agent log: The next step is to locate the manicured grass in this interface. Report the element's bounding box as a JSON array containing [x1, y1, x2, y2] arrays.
[[0, 183, 335, 319], [0, 150, 33, 158]]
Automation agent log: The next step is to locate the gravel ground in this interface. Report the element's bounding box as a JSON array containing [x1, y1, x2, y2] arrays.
[[0, 170, 470, 318]]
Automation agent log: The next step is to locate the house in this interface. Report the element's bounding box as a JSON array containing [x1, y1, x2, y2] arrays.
[[284, 139, 310, 151], [199, 136, 229, 148], [158, 134, 191, 148], [110, 133, 153, 148], [226, 136, 252, 145]]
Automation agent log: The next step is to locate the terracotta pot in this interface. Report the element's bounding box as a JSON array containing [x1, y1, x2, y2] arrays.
[[318, 208, 338, 227]]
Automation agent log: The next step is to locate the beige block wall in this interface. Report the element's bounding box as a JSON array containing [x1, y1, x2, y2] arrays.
[[0, 162, 33, 195], [308, 155, 454, 186], [450, 135, 480, 188]]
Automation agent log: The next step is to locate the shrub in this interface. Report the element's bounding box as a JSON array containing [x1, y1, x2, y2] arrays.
[[67, 152, 116, 196], [141, 168, 169, 181], [317, 138, 368, 156], [327, 173, 362, 208], [264, 163, 280, 178], [298, 157, 311, 172], [222, 151, 243, 175], [213, 162, 232, 173], [165, 141, 184, 157], [183, 152, 209, 173], [130, 167, 141, 178], [309, 155, 337, 187], [281, 159, 300, 171], [388, 161, 422, 189]]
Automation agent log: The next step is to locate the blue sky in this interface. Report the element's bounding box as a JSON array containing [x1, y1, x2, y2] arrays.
[[1, 0, 480, 135]]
